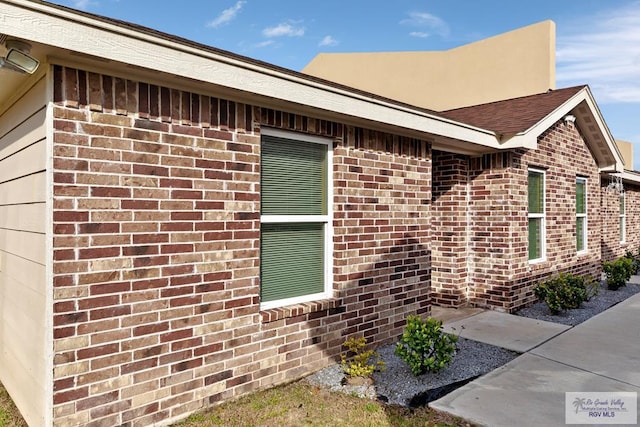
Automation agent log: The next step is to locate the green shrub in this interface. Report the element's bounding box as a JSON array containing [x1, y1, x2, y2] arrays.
[[604, 257, 634, 290], [624, 250, 640, 275], [534, 273, 599, 314], [340, 336, 385, 379], [394, 316, 457, 376]]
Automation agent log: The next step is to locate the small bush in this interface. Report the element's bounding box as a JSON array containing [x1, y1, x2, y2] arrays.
[[340, 337, 385, 379], [604, 257, 633, 290], [394, 316, 457, 376], [534, 273, 598, 314], [624, 250, 640, 275]]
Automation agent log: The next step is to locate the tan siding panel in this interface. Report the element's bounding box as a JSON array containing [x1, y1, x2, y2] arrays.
[[0, 107, 46, 160], [1, 254, 46, 357], [0, 203, 46, 234], [0, 76, 46, 138], [0, 263, 47, 427], [0, 172, 46, 205], [0, 138, 46, 183], [0, 251, 47, 427], [0, 229, 45, 266], [0, 347, 46, 427], [0, 74, 48, 427]]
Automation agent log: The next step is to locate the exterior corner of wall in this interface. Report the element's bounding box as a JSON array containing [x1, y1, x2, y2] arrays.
[[43, 66, 56, 427]]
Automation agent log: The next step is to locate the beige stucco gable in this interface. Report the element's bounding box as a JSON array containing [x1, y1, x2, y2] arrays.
[[303, 20, 556, 111], [615, 139, 634, 170]]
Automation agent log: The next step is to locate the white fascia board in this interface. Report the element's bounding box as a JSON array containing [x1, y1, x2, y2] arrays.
[[497, 134, 538, 150], [0, 0, 507, 151], [611, 171, 640, 185], [510, 87, 624, 172], [520, 89, 588, 141]]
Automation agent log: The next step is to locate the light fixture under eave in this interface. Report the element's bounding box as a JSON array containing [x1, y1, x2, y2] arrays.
[[606, 174, 624, 194], [0, 40, 40, 74], [563, 114, 576, 125]]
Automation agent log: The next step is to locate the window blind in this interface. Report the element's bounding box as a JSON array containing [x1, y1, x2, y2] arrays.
[[260, 222, 325, 302], [261, 135, 327, 215]]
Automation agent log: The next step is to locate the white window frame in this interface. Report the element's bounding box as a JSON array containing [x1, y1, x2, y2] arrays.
[[620, 193, 626, 243], [528, 168, 546, 263], [259, 128, 333, 310], [576, 177, 587, 253]]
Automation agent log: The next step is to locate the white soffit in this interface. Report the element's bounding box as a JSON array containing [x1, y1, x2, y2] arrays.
[[0, 0, 510, 151], [577, 92, 624, 172]]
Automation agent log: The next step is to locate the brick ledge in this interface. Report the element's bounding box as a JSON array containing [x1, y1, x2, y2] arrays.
[[260, 298, 341, 323]]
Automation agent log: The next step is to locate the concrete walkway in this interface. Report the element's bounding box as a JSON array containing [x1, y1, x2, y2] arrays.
[[430, 294, 640, 426], [437, 309, 570, 353]]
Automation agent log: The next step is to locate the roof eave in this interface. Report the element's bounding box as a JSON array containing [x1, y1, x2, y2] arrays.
[[580, 89, 625, 173], [497, 134, 538, 150], [515, 87, 624, 172], [0, 0, 506, 152], [610, 170, 640, 185]]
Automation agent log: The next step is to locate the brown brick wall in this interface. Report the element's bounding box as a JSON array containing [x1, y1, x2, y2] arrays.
[[466, 151, 529, 311], [514, 121, 603, 308], [431, 119, 604, 312], [601, 180, 640, 261], [51, 66, 431, 426], [431, 151, 469, 307], [623, 184, 640, 257]]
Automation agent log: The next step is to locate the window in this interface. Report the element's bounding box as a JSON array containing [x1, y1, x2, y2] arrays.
[[260, 129, 332, 309], [528, 169, 545, 261], [620, 193, 626, 243], [576, 177, 587, 252]]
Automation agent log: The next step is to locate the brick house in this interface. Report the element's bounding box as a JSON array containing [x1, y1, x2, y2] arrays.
[[430, 87, 637, 311], [0, 1, 634, 426], [300, 19, 640, 311]]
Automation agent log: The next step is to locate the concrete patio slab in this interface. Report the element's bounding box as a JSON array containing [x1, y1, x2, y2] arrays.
[[441, 310, 570, 353], [430, 306, 484, 324], [431, 293, 640, 427], [531, 293, 640, 387], [430, 353, 640, 427], [627, 274, 640, 285]]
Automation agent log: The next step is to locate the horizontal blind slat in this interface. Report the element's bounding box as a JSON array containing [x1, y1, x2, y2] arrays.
[[261, 223, 325, 302], [261, 135, 326, 215]]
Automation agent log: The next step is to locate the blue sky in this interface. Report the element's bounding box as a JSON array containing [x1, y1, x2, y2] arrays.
[[49, 0, 640, 168]]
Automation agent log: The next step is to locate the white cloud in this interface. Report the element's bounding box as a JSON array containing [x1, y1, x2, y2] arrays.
[[557, 2, 640, 103], [207, 1, 246, 28], [71, 0, 97, 10], [319, 35, 339, 47], [263, 22, 305, 38], [409, 32, 430, 38], [400, 11, 449, 38], [255, 40, 275, 48]]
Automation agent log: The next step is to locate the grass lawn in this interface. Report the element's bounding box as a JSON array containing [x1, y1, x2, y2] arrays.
[[0, 383, 27, 427], [0, 380, 472, 427], [172, 381, 474, 427]]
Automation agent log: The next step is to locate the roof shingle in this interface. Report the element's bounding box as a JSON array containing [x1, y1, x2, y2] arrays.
[[440, 85, 586, 135]]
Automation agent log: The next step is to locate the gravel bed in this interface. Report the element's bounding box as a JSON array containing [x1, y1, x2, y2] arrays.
[[372, 338, 518, 406], [303, 363, 378, 400], [304, 337, 518, 406], [515, 282, 640, 326], [305, 280, 640, 407]]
